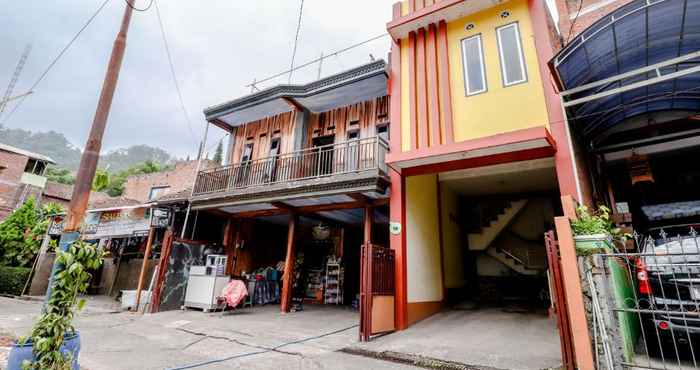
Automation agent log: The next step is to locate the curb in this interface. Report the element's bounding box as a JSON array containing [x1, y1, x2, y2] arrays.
[[339, 347, 503, 370]]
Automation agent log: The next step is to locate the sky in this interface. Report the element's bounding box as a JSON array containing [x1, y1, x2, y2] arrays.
[[0, 0, 559, 160], [0, 0, 397, 159]]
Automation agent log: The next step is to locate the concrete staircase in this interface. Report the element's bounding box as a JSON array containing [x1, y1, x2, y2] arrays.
[[467, 200, 528, 251], [486, 247, 541, 275]]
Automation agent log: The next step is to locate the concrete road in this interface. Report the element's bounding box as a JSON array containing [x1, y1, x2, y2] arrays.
[[0, 297, 417, 370], [352, 307, 563, 370]]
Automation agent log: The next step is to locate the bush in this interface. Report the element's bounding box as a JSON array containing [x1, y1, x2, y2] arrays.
[[0, 266, 31, 296]]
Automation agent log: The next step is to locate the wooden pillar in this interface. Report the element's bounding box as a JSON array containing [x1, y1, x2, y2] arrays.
[[223, 219, 237, 275], [364, 206, 373, 245], [134, 226, 155, 311], [150, 228, 174, 313], [280, 213, 297, 313]]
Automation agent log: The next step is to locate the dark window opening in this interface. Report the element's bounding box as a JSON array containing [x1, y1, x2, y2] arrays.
[[241, 143, 254, 163], [377, 124, 389, 142], [24, 159, 46, 175]]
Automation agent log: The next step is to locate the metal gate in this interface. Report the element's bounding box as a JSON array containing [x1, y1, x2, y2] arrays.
[[545, 230, 576, 370], [359, 243, 395, 342], [586, 228, 700, 369]]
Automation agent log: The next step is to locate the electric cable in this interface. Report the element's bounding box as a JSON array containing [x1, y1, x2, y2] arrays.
[[287, 0, 305, 83], [123, 0, 154, 12], [1, 0, 112, 125], [153, 0, 198, 145], [166, 324, 358, 370], [565, 0, 584, 45], [247, 33, 389, 88]]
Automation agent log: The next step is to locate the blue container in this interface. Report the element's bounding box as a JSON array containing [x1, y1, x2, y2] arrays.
[[7, 332, 81, 370]]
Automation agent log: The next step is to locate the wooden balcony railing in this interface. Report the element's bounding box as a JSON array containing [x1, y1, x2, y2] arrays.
[[193, 137, 389, 196]]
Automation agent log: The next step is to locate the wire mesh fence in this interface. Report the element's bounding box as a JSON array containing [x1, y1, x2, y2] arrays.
[[588, 228, 700, 369]]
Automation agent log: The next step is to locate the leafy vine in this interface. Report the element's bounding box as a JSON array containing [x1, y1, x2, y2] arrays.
[[21, 240, 104, 370]]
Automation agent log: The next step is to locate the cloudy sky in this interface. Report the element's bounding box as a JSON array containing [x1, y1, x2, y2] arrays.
[[0, 0, 398, 159]]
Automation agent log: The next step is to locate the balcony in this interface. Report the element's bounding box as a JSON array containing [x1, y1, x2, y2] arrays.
[[192, 137, 390, 208]]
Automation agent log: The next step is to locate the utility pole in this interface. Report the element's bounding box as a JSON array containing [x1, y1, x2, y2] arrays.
[[64, 2, 133, 232], [46, 2, 134, 306]]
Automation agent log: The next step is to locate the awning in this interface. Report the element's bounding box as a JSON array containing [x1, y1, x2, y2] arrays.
[[386, 127, 556, 175], [204, 60, 387, 130], [550, 0, 700, 143]]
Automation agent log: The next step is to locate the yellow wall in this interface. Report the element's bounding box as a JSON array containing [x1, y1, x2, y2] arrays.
[[398, 0, 550, 151], [446, 0, 549, 142], [406, 174, 443, 302], [440, 184, 466, 289]]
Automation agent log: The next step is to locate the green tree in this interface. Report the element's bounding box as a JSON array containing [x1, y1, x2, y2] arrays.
[[98, 160, 172, 197], [45, 167, 75, 185], [0, 199, 63, 267], [213, 141, 223, 164], [92, 169, 110, 192]]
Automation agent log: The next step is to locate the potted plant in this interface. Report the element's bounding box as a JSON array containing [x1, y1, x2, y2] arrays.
[[571, 205, 621, 255], [8, 240, 104, 370]]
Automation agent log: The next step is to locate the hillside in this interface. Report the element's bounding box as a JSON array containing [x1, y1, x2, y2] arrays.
[[0, 126, 175, 172]]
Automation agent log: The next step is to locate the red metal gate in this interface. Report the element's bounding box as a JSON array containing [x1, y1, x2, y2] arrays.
[[359, 243, 395, 342], [545, 230, 575, 370]]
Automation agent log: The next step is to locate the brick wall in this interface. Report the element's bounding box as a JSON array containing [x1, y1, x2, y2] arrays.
[[555, 0, 632, 44], [0, 150, 29, 219], [123, 160, 217, 203]]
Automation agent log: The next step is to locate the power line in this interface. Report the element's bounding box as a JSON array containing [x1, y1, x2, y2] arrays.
[[1, 0, 112, 125], [287, 0, 305, 83], [246, 32, 389, 88], [565, 0, 584, 45], [123, 0, 154, 12], [153, 0, 197, 144]]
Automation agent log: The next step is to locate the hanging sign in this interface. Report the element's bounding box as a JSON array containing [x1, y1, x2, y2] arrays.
[[151, 208, 171, 228]]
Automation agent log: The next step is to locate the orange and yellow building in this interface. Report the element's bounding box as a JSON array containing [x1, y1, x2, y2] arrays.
[[385, 0, 585, 329]]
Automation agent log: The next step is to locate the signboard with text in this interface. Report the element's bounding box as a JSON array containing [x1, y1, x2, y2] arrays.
[[82, 207, 150, 239]]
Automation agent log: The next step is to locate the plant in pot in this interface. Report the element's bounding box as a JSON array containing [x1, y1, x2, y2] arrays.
[[570, 205, 624, 255], [8, 240, 104, 370]]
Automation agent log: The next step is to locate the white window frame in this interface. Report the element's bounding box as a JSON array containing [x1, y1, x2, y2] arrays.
[[496, 22, 528, 86], [460, 34, 487, 96]]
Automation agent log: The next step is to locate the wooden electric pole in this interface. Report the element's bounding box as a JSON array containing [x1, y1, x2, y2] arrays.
[[65, 2, 133, 232], [46, 2, 135, 307]]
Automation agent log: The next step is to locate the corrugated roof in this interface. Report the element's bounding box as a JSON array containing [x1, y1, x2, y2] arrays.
[[550, 0, 700, 142], [0, 142, 56, 164], [204, 60, 388, 129]]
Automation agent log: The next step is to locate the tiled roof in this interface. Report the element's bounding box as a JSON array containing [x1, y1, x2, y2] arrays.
[[43, 182, 74, 201], [43, 182, 112, 205], [154, 188, 191, 204], [88, 196, 142, 210]]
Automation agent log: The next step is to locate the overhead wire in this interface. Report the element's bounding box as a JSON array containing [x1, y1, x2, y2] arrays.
[[1, 0, 112, 125], [123, 0, 154, 12], [246, 33, 389, 88], [287, 0, 305, 83], [153, 0, 198, 146], [565, 0, 584, 45]]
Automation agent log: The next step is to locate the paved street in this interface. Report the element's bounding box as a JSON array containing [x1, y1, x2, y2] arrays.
[[0, 297, 418, 370]]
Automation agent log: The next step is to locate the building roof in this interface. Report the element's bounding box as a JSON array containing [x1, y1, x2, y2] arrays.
[[550, 0, 700, 142], [43, 182, 74, 201], [204, 60, 388, 129], [43, 182, 112, 204], [88, 196, 143, 211], [153, 188, 191, 205], [0, 142, 56, 164]]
